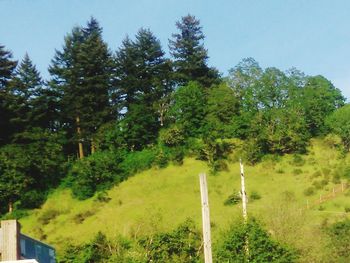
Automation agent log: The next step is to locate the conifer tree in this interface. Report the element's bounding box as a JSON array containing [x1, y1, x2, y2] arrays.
[[0, 45, 17, 145], [49, 18, 114, 157], [169, 14, 219, 87], [115, 28, 173, 149], [7, 54, 43, 138]]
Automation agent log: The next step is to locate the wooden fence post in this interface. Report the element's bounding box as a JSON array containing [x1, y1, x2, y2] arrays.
[[0, 220, 21, 261], [199, 173, 213, 263]]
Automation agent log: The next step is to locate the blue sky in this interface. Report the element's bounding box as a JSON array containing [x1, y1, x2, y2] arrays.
[[1, 0, 349, 99]]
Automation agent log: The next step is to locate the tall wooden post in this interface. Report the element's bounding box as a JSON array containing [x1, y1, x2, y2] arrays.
[[199, 173, 213, 263], [240, 159, 248, 221], [0, 220, 21, 261]]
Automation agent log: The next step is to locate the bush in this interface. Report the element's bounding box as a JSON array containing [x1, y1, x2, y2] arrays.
[[215, 219, 297, 263], [38, 209, 60, 225], [70, 151, 124, 200], [291, 154, 305, 167], [345, 206, 350, 213], [250, 191, 261, 201], [303, 187, 315, 196], [120, 148, 157, 176], [224, 192, 241, 206], [292, 169, 303, 175], [159, 125, 185, 147], [139, 219, 202, 263], [327, 219, 350, 261]]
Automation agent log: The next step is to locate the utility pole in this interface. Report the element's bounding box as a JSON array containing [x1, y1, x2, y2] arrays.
[[199, 173, 213, 263], [240, 159, 248, 221], [240, 159, 249, 259]]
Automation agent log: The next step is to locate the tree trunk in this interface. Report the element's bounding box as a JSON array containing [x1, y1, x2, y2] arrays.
[[91, 139, 96, 154], [8, 201, 13, 213], [76, 116, 84, 159]]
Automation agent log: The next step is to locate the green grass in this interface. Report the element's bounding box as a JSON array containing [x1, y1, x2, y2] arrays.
[[19, 138, 350, 259]]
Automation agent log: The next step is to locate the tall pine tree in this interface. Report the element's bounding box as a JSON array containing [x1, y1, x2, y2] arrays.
[[49, 18, 114, 157], [114, 28, 173, 150], [0, 44, 17, 145], [169, 14, 219, 87]]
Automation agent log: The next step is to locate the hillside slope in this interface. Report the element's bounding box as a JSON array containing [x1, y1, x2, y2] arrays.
[[19, 139, 350, 259]]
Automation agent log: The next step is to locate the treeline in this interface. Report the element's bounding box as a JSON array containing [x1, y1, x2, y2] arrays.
[[0, 15, 349, 214]]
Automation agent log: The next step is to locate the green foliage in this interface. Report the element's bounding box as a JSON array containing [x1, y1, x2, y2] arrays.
[[170, 81, 206, 138], [59, 232, 136, 263], [327, 219, 350, 261], [326, 104, 350, 152], [120, 148, 157, 176], [38, 209, 61, 225], [70, 151, 123, 200], [169, 14, 219, 87], [0, 129, 65, 214], [159, 125, 185, 147], [215, 219, 297, 263], [224, 192, 241, 206], [250, 191, 262, 201], [303, 187, 315, 196], [139, 219, 202, 263]]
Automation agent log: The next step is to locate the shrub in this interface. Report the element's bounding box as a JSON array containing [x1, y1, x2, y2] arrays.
[[73, 210, 95, 224], [120, 148, 157, 176], [303, 187, 315, 196], [327, 219, 350, 261], [250, 191, 261, 201], [159, 125, 185, 147], [344, 206, 350, 213], [139, 219, 202, 263], [38, 209, 60, 225], [293, 169, 303, 175], [215, 219, 297, 263], [224, 192, 241, 206], [291, 154, 305, 167], [70, 151, 124, 200]]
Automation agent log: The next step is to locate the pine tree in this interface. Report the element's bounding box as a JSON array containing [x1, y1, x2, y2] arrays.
[[0, 44, 17, 145], [7, 54, 44, 139], [49, 18, 114, 157], [169, 14, 219, 87], [115, 28, 173, 149]]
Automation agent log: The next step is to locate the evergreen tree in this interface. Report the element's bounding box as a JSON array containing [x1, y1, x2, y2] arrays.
[[169, 14, 219, 87], [49, 17, 114, 157], [7, 54, 44, 139], [0, 44, 17, 145], [114, 28, 173, 149]]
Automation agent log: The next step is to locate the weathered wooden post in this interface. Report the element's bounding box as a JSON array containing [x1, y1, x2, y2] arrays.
[[239, 159, 250, 259], [0, 220, 21, 261], [240, 159, 248, 221], [199, 173, 213, 263]]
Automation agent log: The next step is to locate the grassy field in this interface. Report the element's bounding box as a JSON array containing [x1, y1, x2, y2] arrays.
[[19, 138, 350, 259]]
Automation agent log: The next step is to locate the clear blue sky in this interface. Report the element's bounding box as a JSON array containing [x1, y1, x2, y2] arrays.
[[1, 0, 349, 99]]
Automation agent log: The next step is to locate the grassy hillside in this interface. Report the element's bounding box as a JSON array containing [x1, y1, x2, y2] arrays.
[[19, 138, 350, 260]]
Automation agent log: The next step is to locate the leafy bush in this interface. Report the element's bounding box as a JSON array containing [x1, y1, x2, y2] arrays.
[[38, 209, 61, 225], [224, 192, 241, 206], [291, 154, 305, 167], [159, 125, 185, 147], [70, 151, 123, 200], [215, 219, 297, 263], [139, 219, 202, 263], [292, 169, 303, 175], [303, 187, 315, 196], [120, 148, 157, 176], [327, 219, 350, 261], [250, 191, 261, 201]]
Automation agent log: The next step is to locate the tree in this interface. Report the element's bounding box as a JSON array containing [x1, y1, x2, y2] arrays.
[[0, 44, 17, 145], [326, 104, 350, 151], [169, 14, 219, 87], [114, 28, 173, 149], [204, 83, 239, 138], [302, 76, 345, 136], [49, 17, 114, 157], [6, 54, 44, 138], [169, 81, 206, 137]]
